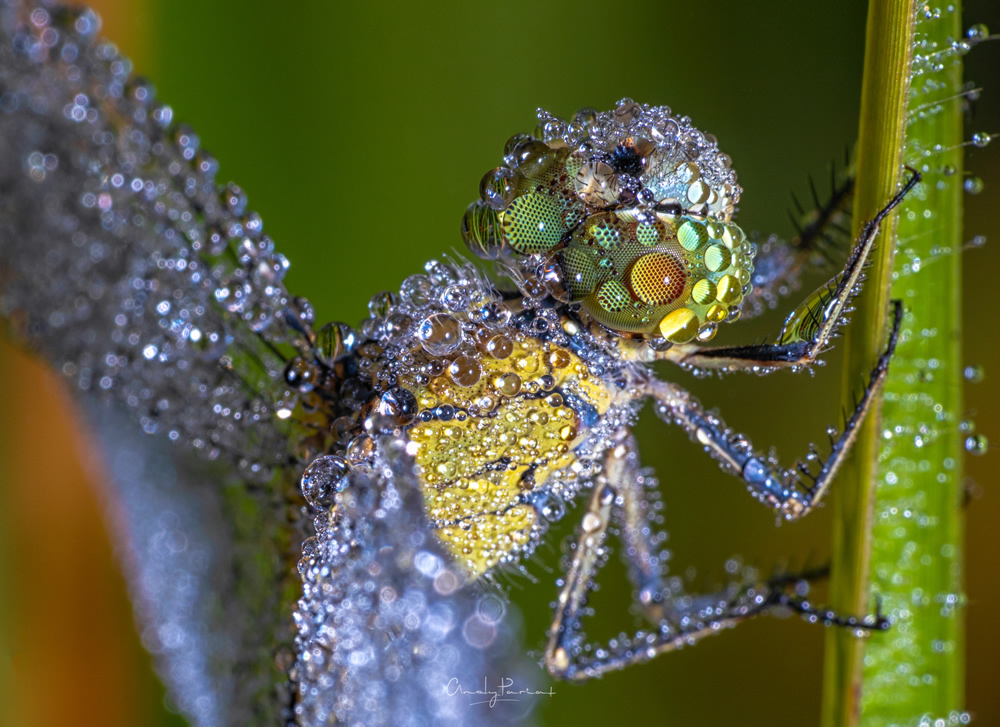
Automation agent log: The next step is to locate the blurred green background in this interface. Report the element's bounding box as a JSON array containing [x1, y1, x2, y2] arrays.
[[1, 0, 998, 724]]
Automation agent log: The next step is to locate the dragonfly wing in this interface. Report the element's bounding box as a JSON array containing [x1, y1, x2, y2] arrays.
[[0, 2, 310, 478], [294, 437, 539, 726], [85, 401, 295, 725], [1, 4, 537, 726]]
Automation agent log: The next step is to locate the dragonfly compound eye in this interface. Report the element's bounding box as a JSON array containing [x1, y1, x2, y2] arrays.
[[463, 98, 756, 343]]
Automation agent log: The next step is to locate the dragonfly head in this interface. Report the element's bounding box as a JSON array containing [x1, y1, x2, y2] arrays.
[[463, 99, 755, 344]]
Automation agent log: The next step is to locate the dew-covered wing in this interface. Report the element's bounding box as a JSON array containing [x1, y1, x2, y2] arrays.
[[0, 2, 320, 723], [294, 438, 538, 727], [0, 3, 535, 726]]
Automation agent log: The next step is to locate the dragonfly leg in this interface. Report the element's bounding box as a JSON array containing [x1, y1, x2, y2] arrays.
[[742, 155, 855, 319], [543, 434, 885, 681], [651, 169, 917, 373], [645, 300, 901, 520]]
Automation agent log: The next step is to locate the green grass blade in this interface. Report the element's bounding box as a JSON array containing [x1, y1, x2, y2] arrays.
[[861, 5, 967, 725], [823, 1, 917, 725]]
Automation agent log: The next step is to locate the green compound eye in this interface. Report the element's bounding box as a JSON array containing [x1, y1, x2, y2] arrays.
[[562, 246, 599, 299], [704, 244, 732, 272], [678, 219, 708, 251], [636, 221, 661, 245], [466, 126, 753, 342], [556, 211, 753, 341], [500, 191, 566, 253], [629, 252, 686, 305], [587, 217, 623, 249], [596, 280, 631, 312]]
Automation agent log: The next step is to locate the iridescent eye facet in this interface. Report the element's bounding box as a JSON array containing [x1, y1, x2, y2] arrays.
[[596, 280, 631, 312], [562, 246, 598, 300], [629, 252, 685, 306], [501, 192, 565, 253]]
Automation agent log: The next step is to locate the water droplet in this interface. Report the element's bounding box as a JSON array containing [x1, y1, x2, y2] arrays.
[[284, 356, 318, 393], [522, 277, 547, 299], [375, 387, 419, 425], [448, 355, 483, 387], [461, 202, 503, 260], [479, 166, 516, 210], [486, 334, 513, 360], [400, 274, 434, 307], [965, 434, 989, 456], [963, 364, 985, 383], [368, 290, 397, 319], [383, 312, 413, 341], [574, 161, 620, 207], [614, 98, 642, 126], [972, 132, 992, 148], [479, 301, 511, 329], [503, 133, 534, 168], [696, 322, 718, 342], [417, 313, 463, 356], [538, 494, 566, 522], [315, 322, 356, 366], [573, 107, 598, 127], [300, 455, 351, 510], [966, 23, 990, 40], [441, 284, 470, 312], [492, 372, 522, 397], [505, 139, 552, 176], [964, 177, 984, 195], [346, 433, 376, 465]]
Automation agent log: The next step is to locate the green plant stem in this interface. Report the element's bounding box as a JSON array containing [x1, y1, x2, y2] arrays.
[[822, 2, 917, 726], [861, 4, 966, 724]]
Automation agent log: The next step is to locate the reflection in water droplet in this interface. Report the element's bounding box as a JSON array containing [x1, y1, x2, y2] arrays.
[[966, 23, 990, 40], [417, 313, 463, 356], [971, 132, 992, 148], [964, 434, 989, 456], [300, 455, 351, 510], [963, 364, 985, 383], [964, 176, 983, 195], [538, 493, 566, 522], [448, 355, 482, 387]]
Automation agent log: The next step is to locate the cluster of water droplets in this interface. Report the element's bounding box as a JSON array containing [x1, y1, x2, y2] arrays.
[[0, 4, 545, 725], [906, 12, 994, 215], [536, 99, 741, 218], [293, 250, 644, 570], [0, 0, 317, 480], [862, 6, 986, 722], [290, 437, 537, 727]]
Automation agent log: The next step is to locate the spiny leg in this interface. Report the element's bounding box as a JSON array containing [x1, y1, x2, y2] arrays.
[[646, 301, 902, 520], [544, 432, 736, 681], [543, 432, 882, 682], [604, 431, 670, 622], [742, 154, 855, 319], [652, 169, 918, 373]]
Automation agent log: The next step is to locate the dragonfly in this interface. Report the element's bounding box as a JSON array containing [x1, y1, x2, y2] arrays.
[[0, 1, 954, 726]]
